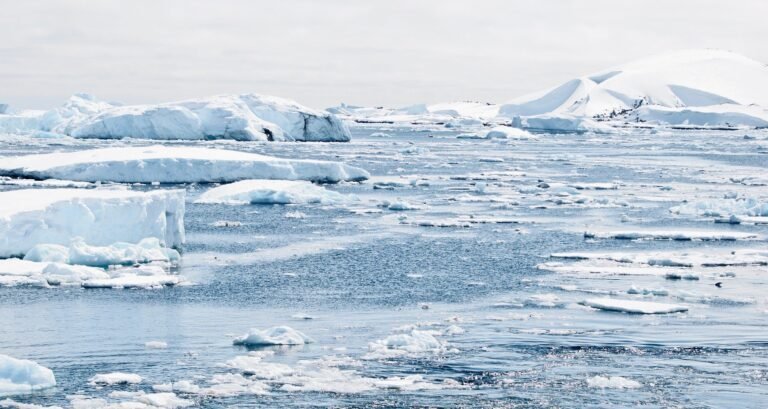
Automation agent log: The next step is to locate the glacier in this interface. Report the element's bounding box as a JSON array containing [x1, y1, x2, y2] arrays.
[[0, 93, 351, 142]]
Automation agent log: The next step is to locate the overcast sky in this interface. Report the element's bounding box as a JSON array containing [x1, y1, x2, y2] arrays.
[[2, 0, 766, 110]]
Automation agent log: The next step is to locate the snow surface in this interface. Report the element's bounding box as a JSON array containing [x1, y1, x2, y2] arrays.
[[232, 326, 313, 346], [0, 189, 185, 258], [581, 298, 688, 314], [0, 355, 56, 396], [0, 145, 369, 183], [499, 49, 768, 130], [0, 93, 351, 142], [195, 180, 354, 205]]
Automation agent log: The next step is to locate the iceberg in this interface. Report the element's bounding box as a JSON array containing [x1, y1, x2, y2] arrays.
[[0, 93, 351, 142], [195, 180, 355, 205], [0, 354, 56, 396], [499, 49, 768, 130], [0, 189, 185, 259], [0, 145, 369, 183]]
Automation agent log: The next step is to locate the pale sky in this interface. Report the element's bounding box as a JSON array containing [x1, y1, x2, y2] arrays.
[[1, 0, 766, 110]]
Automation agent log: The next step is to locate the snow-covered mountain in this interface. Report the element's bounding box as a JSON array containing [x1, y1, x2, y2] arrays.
[[0, 93, 351, 142], [499, 49, 768, 130]]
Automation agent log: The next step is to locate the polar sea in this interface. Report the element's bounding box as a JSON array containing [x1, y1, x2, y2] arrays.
[[1, 126, 768, 408]]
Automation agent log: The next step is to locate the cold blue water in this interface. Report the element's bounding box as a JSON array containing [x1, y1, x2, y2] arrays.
[[1, 127, 767, 408]]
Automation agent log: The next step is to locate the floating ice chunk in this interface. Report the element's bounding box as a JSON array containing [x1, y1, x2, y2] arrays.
[[484, 126, 536, 140], [144, 341, 168, 350], [0, 145, 369, 184], [232, 326, 313, 347], [25, 238, 180, 267], [0, 188, 185, 259], [0, 398, 62, 408], [584, 229, 759, 241], [0, 355, 56, 396], [586, 375, 642, 389], [88, 372, 142, 386], [195, 180, 354, 205], [366, 330, 447, 359], [627, 285, 669, 296], [581, 298, 688, 314], [134, 392, 193, 408], [81, 265, 181, 289], [670, 198, 768, 218], [381, 199, 424, 211]]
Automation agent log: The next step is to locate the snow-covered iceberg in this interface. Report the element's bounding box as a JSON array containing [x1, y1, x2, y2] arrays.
[[499, 49, 768, 131], [0, 188, 185, 258], [0, 93, 351, 142], [195, 180, 355, 205], [0, 145, 369, 183], [0, 354, 56, 396]]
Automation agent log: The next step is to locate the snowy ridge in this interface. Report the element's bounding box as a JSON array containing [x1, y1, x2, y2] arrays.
[[0, 93, 351, 142], [499, 49, 768, 130]]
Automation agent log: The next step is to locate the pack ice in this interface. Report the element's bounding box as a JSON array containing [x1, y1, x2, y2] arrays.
[[0, 188, 185, 259], [0, 93, 351, 142], [0, 145, 369, 183], [0, 354, 56, 396]]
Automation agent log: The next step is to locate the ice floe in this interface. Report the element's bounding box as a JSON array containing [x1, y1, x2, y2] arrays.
[[581, 298, 688, 314], [195, 180, 354, 205], [0, 145, 369, 184], [0, 355, 56, 396], [232, 326, 313, 347], [88, 372, 142, 386]]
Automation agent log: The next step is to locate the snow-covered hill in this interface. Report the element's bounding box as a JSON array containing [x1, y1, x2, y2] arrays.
[[0, 93, 351, 142], [500, 49, 768, 130]]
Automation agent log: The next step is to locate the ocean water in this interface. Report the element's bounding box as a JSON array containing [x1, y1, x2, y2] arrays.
[[1, 127, 767, 408]]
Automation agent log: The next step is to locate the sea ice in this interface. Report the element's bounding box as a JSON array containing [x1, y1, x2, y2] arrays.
[[581, 298, 688, 314], [232, 326, 313, 346], [0, 145, 369, 183], [195, 180, 354, 205], [1, 93, 351, 142], [88, 372, 142, 386], [586, 375, 642, 389]]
